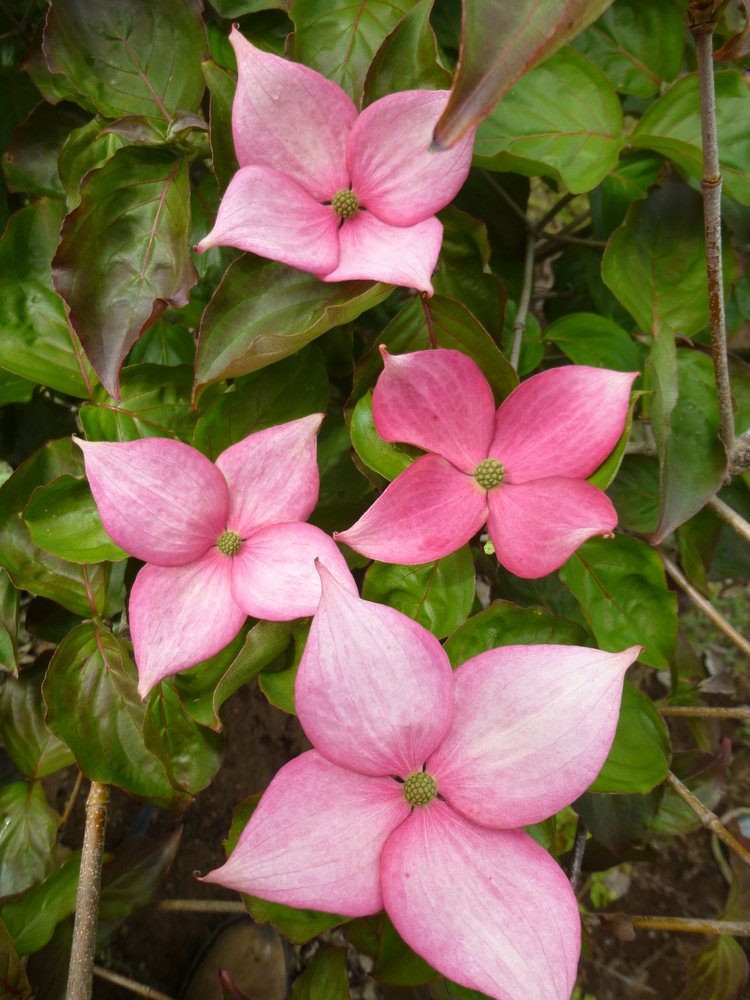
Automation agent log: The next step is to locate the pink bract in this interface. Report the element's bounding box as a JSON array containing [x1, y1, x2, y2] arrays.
[[194, 30, 475, 294], [75, 416, 356, 697], [206, 564, 641, 1000], [337, 350, 638, 577]]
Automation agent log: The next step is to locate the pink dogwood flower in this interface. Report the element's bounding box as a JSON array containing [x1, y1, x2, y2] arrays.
[[75, 416, 356, 697], [337, 349, 638, 577], [194, 29, 475, 294], [207, 563, 641, 1000]]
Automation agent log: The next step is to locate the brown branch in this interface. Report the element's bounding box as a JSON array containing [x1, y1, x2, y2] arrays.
[[60, 768, 83, 828], [587, 913, 750, 935], [569, 816, 587, 890], [660, 706, 750, 719], [707, 496, 750, 546], [154, 899, 246, 913], [67, 782, 110, 1000], [93, 967, 175, 999], [666, 770, 750, 869], [511, 234, 535, 371], [659, 551, 750, 658]]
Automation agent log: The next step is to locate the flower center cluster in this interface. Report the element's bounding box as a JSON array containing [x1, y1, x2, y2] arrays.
[[403, 771, 437, 806], [217, 530, 242, 557], [474, 458, 505, 491], [332, 190, 358, 218]]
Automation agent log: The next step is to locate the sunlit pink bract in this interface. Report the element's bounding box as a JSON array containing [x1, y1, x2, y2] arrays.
[[337, 349, 638, 577], [195, 30, 476, 294], [75, 416, 356, 696], [207, 563, 641, 1000]]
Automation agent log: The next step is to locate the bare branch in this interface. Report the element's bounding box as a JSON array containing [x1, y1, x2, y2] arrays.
[[93, 967, 175, 999], [660, 705, 750, 719], [666, 770, 750, 869], [707, 495, 750, 546], [155, 899, 246, 913], [511, 234, 535, 371], [569, 816, 587, 890]]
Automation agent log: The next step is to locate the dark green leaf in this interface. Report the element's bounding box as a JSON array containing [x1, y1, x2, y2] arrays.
[[202, 59, 239, 196], [632, 71, 750, 205], [0, 782, 60, 900], [23, 475, 127, 563], [606, 455, 661, 534], [432, 0, 613, 150], [0, 657, 74, 781], [587, 389, 641, 492], [350, 391, 417, 482], [1, 854, 79, 956], [574, 788, 664, 855], [0, 66, 41, 158], [52, 147, 198, 398], [678, 506, 722, 597], [174, 619, 294, 731], [24, 598, 83, 646], [43, 623, 190, 811], [0, 371, 35, 408], [1, 100, 90, 199], [362, 546, 474, 639], [0, 918, 31, 997], [214, 0, 285, 14], [0, 571, 19, 677], [189, 170, 233, 310], [45, 0, 207, 123], [287, 0, 417, 103], [375, 916, 437, 986], [98, 829, 181, 921], [589, 681, 670, 794], [126, 319, 195, 367], [474, 47, 623, 194], [590, 150, 663, 240], [22, 20, 92, 111], [678, 936, 748, 1000], [194, 253, 393, 398], [291, 948, 350, 1000], [258, 624, 309, 715], [193, 346, 329, 460], [444, 599, 588, 669], [24, 916, 74, 1000], [57, 118, 128, 211], [543, 314, 645, 373], [572, 0, 684, 98], [0, 199, 94, 399], [559, 533, 678, 670], [312, 413, 374, 529], [0, 439, 126, 618], [362, 0, 451, 106]]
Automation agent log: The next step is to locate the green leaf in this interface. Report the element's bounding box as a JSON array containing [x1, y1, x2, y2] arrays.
[[22, 475, 127, 564], [22, 19, 93, 111], [574, 788, 664, 856], [362, 0, 452, 107], [202, 59, 239, 196], [213, 0, 285, 14], [587, 389, 641, 491], [559, 534, 678, 670], [362, 546, 474, 639], [45, 0, 207, 123], [374, 915, 437, 986], [606, 455, 661, 534], [174, 620, 294, 731], [0, 571, 19, 677], [590, 150, 663, 240], [589, 681, 670, 794], [126, 319, 196, 367], [193, 346, 329, 460], [24, 916, 74, 999], [571, 0, 684, 98], [0, 64, 41, 159], [678, 936, 748, 1000], [43, 623, 190, 811], [25, 598, 83, 646], [0, 657, 74, 781], [0, 439, 126, 618], [258, 624, 309, 715], [632, 71, 750, 205], [432, 0, 614, 150], [433, 206, 506, 342], [350, 391, 418, 482], [291, 948, 350, 1000], [1, 854, 80, 957], [653, 744, 730, 837], [57, 117, 129, 211], [543, 314, 645, 373], [0, 370, 35, 408], [0, 199, 94, 399], [0, 782, 60, 899], [287, 0, 417, 103], [194, 253, 393, 398], [444, 599, 588, 669], [52, 147, 198, 398], [0, 918, 31, 997], [1, 100, 90, 199], [474, 47, 624, 194]]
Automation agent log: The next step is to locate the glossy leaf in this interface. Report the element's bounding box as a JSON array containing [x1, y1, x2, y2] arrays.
[[174, 620, 294, 732], [53, 147, 197, 398], [678, 936, 749, 1000], [24, 916, 74, 1000], [0, 919, 31, 998], [350, 391, 418, 482], [432, 0, 613, 149], [560, 534, 678, 671], [0, 571, 19, 677], [287, 0, 417, 104], [0, 854, 79, 957], [97, 830, 182, 921], [572, 0, 684, 98], [587, 389, 641, 491], [22, 20, 93, 111], [375, 916, 438, 986], [1, 100, 90, 199], [57, 118, 128, 211], [362, 545, 474, 638], [258, 624, 309, 716], [543, 314, 645, 373], [0, 371, 35, 408], [589, 681, 670, 794], [606, 455, 661, 534], [474, 47, 624, 194], [126, 319, 196, 367], [0, 782, 60, 900], [0, 439, 125, 618], [195, 253, 393, 398], [44, 0, 207, 123], [43, 624, 190, 811], [291, 948, 350, 1000], [0, 199, 94, 399], [362, 0, 451, 107], [632, 71, 750, 206], [574, 787, 664, 855], [444, 599, 588, 669], [0, 657, 74, 781], [193, 346, 328, 460], [202, 59, 239, 197]]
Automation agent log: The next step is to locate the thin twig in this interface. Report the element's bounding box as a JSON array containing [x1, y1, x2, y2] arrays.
[[659, 551, 750, 658], [535, 192, 575, 234], [587, 913, 750, 935], [660, 706, 750, 719], [67, 782, 110, 1000], [569, 816, 587, 890], [478, 170, 530, 230], [580, 957, 658, 995], [625, 440, 658, 456], [666, 770, 750, 869], [707, 496, 750, 546], [155, 899, 246, 913], [93, 967, 175, 1000], [61, 768, 83, 827], [511, 234, 535, 371], [537, 232, 608, 252]]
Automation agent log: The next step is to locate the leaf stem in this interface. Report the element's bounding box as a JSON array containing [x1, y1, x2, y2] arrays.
[[511, 233, 535, 371], [666, 770, 750, 869], [706, 496, 750, 546], [569, 816, 587, 890], [93, 967, 174, 999], [67, 782, 110, 1000]]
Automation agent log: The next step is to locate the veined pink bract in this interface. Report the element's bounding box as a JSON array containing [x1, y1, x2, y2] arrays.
[[206, 563, 641, 1000]]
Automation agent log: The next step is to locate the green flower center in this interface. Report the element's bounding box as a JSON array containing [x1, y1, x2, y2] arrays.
[[217, 531, 242, 557], [474, 458, 505, 491], [403, 771, 437, 807], [332, 190, 359, 218]]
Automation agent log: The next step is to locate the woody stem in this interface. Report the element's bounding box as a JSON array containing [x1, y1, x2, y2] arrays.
[[666, 771, 750, 870]]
